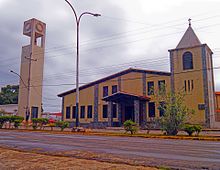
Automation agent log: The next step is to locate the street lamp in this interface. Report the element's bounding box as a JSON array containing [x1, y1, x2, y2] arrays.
[[10, 70, 30, 121], [64, 0, 101, 127]]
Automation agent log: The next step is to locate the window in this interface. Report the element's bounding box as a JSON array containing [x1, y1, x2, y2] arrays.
[[87, 105, 93, 118], [72, 106, 76, 119], [159, 102, 165, 117], [183, 52, 193, 70], [66, 106, 70, 119], [80, 106, 85, 118], [113, 104, 117, 118], [112, 85, 118, 94], [147, 81, 154, 95], [148, 102, 155, 117], [184, 79, 194, 92], [103, 86, 108, 97], [188, 80, 190, 92], [102, 105, 108, 118], [158, 80, 165, 93]]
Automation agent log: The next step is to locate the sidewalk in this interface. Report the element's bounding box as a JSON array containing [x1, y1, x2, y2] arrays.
[[91, 127, 220, 137]]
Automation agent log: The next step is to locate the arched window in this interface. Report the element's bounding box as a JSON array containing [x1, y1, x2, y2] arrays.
[[182, 52, 193, 70]]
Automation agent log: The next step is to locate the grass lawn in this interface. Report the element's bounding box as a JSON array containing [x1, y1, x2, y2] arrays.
[[0, 147, 158, 170]]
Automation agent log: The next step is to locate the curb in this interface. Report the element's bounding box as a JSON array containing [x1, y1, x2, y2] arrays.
[[1, 128, 220, 141]]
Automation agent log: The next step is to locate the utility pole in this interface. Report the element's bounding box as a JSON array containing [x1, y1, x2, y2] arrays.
[[25, 53, 37, 121]]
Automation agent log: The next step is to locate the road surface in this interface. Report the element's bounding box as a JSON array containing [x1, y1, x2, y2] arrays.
[[0, 130, 220, 169]]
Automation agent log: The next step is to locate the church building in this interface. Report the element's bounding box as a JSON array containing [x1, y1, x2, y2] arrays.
[[58, 22, 220, 128]]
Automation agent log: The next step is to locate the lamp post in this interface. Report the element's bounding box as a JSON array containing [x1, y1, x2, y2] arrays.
[[65, 0, 101, 127], [10, 70, 30, 121]]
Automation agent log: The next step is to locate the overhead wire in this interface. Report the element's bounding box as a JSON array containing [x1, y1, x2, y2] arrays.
[[1, 13, 220, 66]]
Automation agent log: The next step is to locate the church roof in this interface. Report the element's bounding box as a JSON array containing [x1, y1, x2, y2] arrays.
[[176, 25, 201, 49], [58, 68, 171, 97]]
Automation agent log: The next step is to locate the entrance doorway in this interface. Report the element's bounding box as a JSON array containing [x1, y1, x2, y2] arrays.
[[124, 106, 134, 122]]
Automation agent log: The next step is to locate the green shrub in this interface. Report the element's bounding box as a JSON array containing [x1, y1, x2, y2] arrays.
[[38, 118, 49, 129], [13, 116, 24, 129], [183, 124, 202, 136], [183, 124, 196, 136], [32, 124, 38, 130], [0, 115, 24, 129], [0, 116, 7, 128], [31, 118, 49, 130], [32, 118, 38, 130], [0, 122, 3, 128], [55, 121, 69, 131], [14, 119, 22, 129], [6, 115, 20, 128], [194, 125, 202, 136], [123, 120, 138, 135]]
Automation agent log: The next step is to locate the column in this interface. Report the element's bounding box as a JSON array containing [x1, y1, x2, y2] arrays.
[[117, 103, 122, 126], [93, 84, 99, 123], [118, 77, 122, 91], [142, 102, 147, 126], [108, 102, 113, 127], [134, 100, 140, 125], [142, 73, 146, 96]]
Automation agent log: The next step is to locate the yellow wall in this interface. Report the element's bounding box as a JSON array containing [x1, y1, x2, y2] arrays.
[[121, 72, 143, 95], [98, 77, 118, 122], [63, 85, 94, 123], [217, 93, 220, 110], [145, 74, 171, 119], [171, 47, 206, 125]]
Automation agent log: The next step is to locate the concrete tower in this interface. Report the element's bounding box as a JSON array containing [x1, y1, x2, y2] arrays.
[[169, 22, 216, 128], [18, 18, 46, 120]]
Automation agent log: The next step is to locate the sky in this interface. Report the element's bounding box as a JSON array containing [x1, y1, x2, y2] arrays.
[[0, 0, 220, 112]]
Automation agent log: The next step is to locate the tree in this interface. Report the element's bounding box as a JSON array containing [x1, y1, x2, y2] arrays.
[[155, 85, 194, 136], [0, 85, 19, 105]]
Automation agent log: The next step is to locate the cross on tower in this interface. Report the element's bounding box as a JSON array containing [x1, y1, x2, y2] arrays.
[[188, 18, 192, 26]]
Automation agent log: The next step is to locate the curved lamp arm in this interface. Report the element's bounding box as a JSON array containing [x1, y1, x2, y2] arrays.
[[78, 12, 101, 23], [10, 70, 27, 89], [64, 0, 78, 22]]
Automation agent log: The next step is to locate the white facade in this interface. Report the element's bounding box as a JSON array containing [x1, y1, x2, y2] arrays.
[[0, 104, 18, 115]]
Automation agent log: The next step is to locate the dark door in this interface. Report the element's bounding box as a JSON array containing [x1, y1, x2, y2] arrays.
[[31, 107, 38, 119], [125, 106, 134, 122], [148, 102, 155, 117]]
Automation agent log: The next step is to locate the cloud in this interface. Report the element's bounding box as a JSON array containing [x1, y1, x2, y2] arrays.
[[1, 0, 220, 111]]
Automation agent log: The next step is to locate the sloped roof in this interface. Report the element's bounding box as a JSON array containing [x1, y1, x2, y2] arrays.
[[176, 25, 201, 49], [58, 68, 171, 97]]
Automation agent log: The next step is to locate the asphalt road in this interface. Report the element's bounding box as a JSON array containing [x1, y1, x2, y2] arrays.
[[0, 130, 220, 170]]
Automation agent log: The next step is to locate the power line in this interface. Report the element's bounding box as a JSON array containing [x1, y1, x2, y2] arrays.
[[4, 52, 220, 83], [1, 13, 220, 65], [8, 65, 220, 89]]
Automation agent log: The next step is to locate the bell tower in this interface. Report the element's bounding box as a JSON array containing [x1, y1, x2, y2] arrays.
[[169, 20, 215, 128], [18, 18, 46, 120]]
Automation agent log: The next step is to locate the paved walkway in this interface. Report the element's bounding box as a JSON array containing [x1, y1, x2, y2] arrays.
[[0, 130, 220, 169]]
